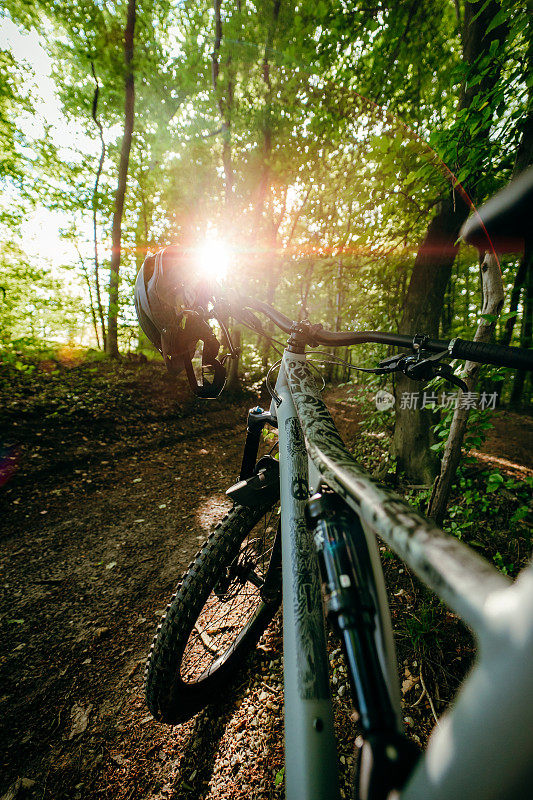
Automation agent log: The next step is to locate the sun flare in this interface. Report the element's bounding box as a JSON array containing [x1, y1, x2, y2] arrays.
[[195, 236, 231, 282]]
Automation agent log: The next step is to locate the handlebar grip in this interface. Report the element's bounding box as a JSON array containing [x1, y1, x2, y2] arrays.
[[451, 338, 533, 370]]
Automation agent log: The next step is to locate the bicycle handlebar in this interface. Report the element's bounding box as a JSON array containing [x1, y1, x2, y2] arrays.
[[449, 337, 533, 370], [310, 329, 448, 350], [242, 297, 294, 333], [314, 330, 533, 370], [240, 297, 533, 372]]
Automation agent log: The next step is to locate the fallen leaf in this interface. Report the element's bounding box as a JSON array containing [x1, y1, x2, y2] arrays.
[[68, 703, 93, 739], [0, 777, 36, 800], [401, 667, 419, 695]]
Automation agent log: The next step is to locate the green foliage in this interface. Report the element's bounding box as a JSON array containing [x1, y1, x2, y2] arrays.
[[402, 601, 443, 654], [274, 766, 285, 787], [492, 550, 512, 575], [0, 244, 89, 349], [0, 0, 530, 390]]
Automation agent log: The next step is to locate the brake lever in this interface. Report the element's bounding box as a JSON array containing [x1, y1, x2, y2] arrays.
[[377, 353, 405, 371], [433, 364, 468, 393], [377, 349, 468, 392]]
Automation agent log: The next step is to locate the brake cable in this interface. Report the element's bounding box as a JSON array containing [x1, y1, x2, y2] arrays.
[[307, 344, 468, 391]]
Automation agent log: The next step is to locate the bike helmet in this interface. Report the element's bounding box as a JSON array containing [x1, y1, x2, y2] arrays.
[[134, 245, 226, 397]]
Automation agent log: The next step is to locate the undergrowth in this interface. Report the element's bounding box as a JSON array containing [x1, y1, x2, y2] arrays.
[[340, 375, 532, 738]]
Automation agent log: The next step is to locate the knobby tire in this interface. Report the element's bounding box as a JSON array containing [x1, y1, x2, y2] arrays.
[[145, 502, 281, 724]]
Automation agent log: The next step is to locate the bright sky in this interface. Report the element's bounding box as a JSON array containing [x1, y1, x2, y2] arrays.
[[1, 15, 228, 283], [1, 16, 94, 268]]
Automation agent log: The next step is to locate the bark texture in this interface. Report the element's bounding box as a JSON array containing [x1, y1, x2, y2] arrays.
[[106, 0, 136, 357], [90, 62, 107, 350], [393, 0, 508, 482], [211, 0, 234, 203], [427, 253, 504, 524], [500, 39, 533, 349], [510, 245, 533, 404]]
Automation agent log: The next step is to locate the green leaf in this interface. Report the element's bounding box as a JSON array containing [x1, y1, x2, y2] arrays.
[[274, 767, 285, 787], [510, 506, 530, 524], [469, 0, 493, 23], [507, 15, 529, 42], [486, 8, 508, 36], [499, 311, 517, 323], [486, 473, 504, 493]]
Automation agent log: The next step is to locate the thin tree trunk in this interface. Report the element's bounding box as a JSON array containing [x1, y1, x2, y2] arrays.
[[106, 0, 136, 357], [332, 260, 344, 382], [252, 0, 282, 235], [299, 262, 315, 321], [510, 246, 533, 405], [464, 263, 471, 328], [501, 258, 528, 347], [428, 253, 504, 524], [226, 328, 242, 393], [211, 0, 234, 203], [500, 46, 533, 348], [211, 0, 241, 389], [393, 0, 508, 483], [75, 245, 100, 348], [90, 62, 107, 350]]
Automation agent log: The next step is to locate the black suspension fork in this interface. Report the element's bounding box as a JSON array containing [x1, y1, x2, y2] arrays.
[[239, 406, 278, 480], [235, 407, 281, 604], [306, 490, 419, 800]]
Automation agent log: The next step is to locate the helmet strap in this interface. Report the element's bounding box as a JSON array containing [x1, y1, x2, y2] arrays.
[[162, 320, 226, 398]]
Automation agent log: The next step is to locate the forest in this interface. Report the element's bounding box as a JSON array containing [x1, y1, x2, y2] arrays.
[[0, 0, 532, 798]]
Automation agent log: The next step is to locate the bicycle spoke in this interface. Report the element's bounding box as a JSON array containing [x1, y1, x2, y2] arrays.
[[193, 621, 219, 655], [180, 508, 279, 683]]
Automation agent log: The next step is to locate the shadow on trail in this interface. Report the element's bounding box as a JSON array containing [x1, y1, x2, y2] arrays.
[[168, 634, 284, 800], [169, 688, 243, 798]]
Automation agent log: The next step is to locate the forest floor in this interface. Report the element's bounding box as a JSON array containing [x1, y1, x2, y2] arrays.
[[0, 358, 531, 800]]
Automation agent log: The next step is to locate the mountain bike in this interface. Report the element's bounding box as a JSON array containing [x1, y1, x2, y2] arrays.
[[142, 170, 533, 799]]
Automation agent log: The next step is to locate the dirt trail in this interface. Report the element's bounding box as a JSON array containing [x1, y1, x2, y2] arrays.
[[1, 362, 530, 800], [0, 363, 256, 799]]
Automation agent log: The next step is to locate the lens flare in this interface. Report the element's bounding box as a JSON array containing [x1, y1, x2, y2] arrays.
[[195, 236, 230, 282]]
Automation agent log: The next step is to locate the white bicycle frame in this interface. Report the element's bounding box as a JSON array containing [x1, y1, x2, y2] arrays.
[[272, 348, 533, 800]]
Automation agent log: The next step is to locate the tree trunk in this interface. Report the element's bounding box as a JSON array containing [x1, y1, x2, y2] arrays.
[[501, 257, 528, 347], [393, 194, 469, 483], [393, 0, 508, 482], [331, 260, 344, 383], [428, 253, 504, 523], [90, 62, 107, 350], [106, 0, 136, 357], [500, 45, 533, 348], [226, 328, 242, 393], [76, 246, 100, 349], [510, 246, 533, 405], [299, 262, 314, 321], [252, 0, 281, 237], [211, 0, 234, 204], [260, 239, 280, 369]]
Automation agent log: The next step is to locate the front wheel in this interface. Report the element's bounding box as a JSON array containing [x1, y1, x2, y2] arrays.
[[145, 501, 281, 724]]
